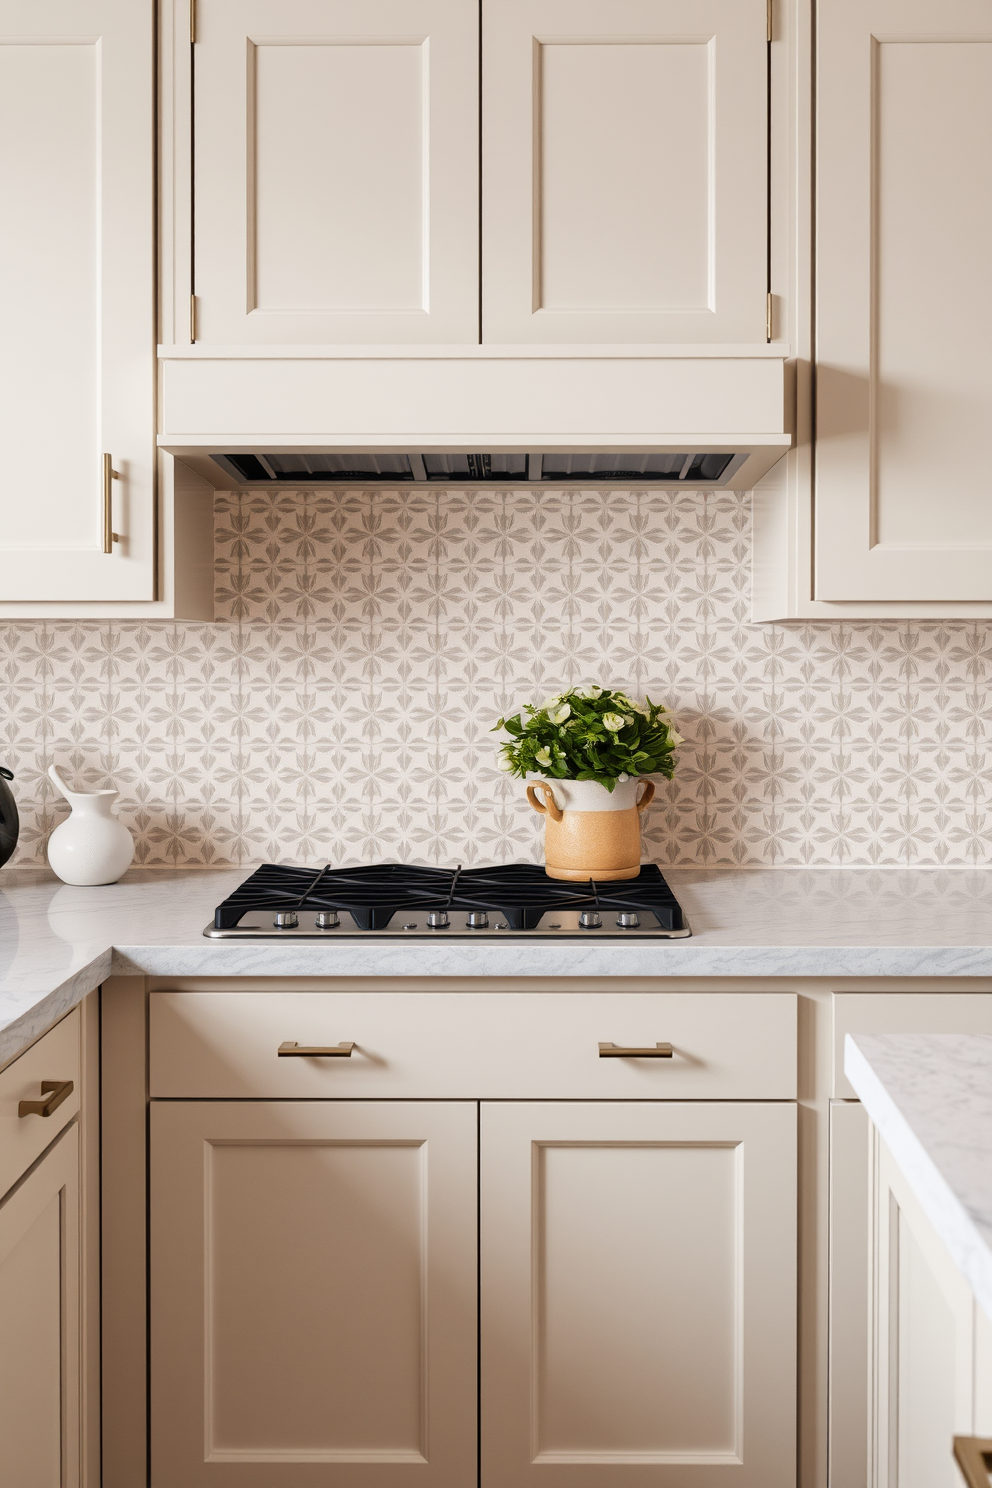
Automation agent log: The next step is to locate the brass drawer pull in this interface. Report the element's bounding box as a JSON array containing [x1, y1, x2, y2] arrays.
[[954, 1437, 992, 1488], [277, 1041, 355, 1058], [599, 1042, 673, 1058], [19, 1079, 74, 1118]]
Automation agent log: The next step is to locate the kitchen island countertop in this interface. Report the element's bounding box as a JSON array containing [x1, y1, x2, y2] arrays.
[[4, 864, 992, 1068]]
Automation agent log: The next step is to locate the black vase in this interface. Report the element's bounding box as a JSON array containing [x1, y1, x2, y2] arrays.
[[0, 767, 19, 869]]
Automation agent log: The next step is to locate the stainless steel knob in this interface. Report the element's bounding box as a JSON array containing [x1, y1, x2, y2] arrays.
[[315, 910, 339, 929], [427, 909, 450, 928], [578, 910, 602, 929], [466, 910, 489, 929], [274, 911, 299, 929], [616, 911, 640, 928]]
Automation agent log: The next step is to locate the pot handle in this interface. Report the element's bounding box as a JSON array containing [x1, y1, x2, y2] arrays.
[[635, 778, 656, 814], [526, 782, 564, 823]]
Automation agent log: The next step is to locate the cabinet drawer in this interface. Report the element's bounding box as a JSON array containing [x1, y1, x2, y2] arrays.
[[150, 991, 796, 1100], [0, 1010, 80, 1200]]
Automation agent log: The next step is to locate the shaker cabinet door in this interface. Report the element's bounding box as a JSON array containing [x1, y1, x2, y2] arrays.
[[816, 0, 992, 600], [481, 0, 769, 345], [150, 1100, 478, 1488], [191, 0, 479, 346], [0, 0, 155, 601], [0, 1125, 81, 1488], [481, 1101, 797, 1487]]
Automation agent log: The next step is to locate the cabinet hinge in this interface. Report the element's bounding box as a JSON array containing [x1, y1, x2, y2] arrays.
[[766, 292, 773, 342], [190, 0, 196, 44], [767, 0, 772, 42], [190, 293, 197, 343]]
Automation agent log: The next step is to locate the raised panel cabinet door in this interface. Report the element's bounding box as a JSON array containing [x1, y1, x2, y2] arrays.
[[192, 0, 478, 346], [0, 0, 154, 601], [481, 1101, 797, 1488], [0, 1124, 81, 1488], [482, 0, 768, 345], [816, 0, 992, 600], [150, 1100, 478, 1488], [870, 1136, 976, 1487]]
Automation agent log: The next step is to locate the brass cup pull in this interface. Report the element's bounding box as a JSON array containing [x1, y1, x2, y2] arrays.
[[277, 1041, 355, 1058], [954, 1437, 992, 1488], [599, 1042, 673, 1058], [19, 1079, 74, 1118]]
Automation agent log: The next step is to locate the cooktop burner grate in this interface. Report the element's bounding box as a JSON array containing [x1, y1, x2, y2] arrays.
[[207, 861, 687, 936]]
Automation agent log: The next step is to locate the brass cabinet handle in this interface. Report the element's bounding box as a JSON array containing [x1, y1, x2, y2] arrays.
[[18, 1079, 74, 1118], [599, 1042, 673, 1058], [954, 1438, 992, 1488], [102, 453, 120, 552], [277, 1041, 355, 1058]]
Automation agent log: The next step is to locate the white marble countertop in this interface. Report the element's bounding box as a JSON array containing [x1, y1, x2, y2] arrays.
[[845, 1032, 992, 1324], [4, 864, 992, 1068]]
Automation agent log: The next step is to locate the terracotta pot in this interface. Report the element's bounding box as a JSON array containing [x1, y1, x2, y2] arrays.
[[525, 776, 656, 881]]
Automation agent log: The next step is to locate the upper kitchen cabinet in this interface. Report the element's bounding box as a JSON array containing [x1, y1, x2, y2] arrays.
[[186, 0, 479, 346], [0, 0, 155, 603], [482, 0, 770, 345], [815, 0, 992, 602]]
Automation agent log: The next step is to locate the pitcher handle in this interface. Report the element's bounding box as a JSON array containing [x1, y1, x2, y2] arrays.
[[635, 778, 656, 814], [48, 764, 76, 803], [526, 782, 564, 823]]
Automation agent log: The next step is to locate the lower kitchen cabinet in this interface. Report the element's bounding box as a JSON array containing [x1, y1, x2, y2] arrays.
[[150, 1093, 797, 1487], [482, 1102, 797, 1487], [0, 1123, 80, 1488], [150, 1100, 479, 1488], [868, 1132, 992, 1488]]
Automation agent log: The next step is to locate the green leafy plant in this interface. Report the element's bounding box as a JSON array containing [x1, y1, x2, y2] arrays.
[[493, 685, 682, 792]]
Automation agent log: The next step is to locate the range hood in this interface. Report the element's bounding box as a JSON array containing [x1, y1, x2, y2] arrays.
[[158, 350, 795, 490]]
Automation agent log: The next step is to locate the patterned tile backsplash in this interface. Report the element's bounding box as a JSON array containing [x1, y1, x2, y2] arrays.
[[2, 486, 991, 869]]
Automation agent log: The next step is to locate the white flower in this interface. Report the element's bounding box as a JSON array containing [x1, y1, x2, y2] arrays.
[[668, 728, 685, 746], [617, 772, 629, 783], [543, 693, 564, 710], [602, 712, 626, 731], [534, 747, 552, 767], [498, 754, 515, 772], [623, 715, 633, 726], [549, 703, 571, 724], [578, 683, 602, 699]]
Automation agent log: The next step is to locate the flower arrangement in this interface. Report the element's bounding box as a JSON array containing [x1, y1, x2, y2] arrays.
[[493, 685, 682, 792]]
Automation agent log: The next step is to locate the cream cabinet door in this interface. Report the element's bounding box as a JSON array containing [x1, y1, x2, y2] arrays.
[[192, 0, 478, 346], [816, 0, 992, 600], [150, 1100, 477, 1488], [0, 0, 154, 601], [481, 1101, 797, 1487], [870, 1134, 977, 1487], [482, 0, 768, 345], [0, 1124, 80, 1488]]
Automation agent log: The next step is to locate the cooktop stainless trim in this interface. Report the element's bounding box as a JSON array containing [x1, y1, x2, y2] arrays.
[[203, 909, 692, 940]]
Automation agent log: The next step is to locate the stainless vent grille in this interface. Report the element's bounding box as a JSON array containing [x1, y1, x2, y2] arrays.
[[211, 451, 747, 488]]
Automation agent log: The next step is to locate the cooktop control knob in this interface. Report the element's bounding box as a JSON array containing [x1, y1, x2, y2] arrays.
[[274, 911, 299, 929], [616, 911, 640, 929], [427, 909, 450, 928], [578, 910, 603, 929], [466, 910, 489, 929], [315, 910, 339, 929]]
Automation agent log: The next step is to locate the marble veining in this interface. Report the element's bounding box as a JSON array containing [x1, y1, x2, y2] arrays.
[[845, 1032, 992, 1323], [5, 865, 992, 1068]]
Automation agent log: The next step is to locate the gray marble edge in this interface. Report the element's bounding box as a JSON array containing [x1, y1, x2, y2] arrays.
[[110, 942, 992, 980], [844, 1034, 992, 1325], [0, 950, 112, 1072]]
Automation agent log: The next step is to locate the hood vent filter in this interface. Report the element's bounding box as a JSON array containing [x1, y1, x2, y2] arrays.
[[212, 450, 744, 488]]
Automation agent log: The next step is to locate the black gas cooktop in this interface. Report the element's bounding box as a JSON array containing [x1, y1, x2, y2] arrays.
[[203, 862, 690, 939]]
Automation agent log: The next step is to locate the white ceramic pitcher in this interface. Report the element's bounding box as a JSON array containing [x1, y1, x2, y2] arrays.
[[46, 764, 134, 885]]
